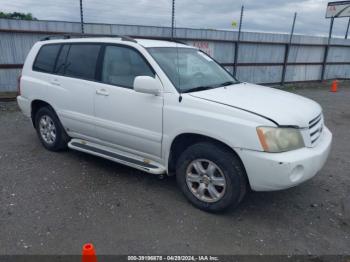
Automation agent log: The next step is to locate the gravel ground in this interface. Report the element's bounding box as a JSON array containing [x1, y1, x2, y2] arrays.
[[0, 81, 349, 256]]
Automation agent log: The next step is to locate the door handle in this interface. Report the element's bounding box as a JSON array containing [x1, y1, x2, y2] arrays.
[[96, 88, 109, 96], [50, 79, 61, 86]]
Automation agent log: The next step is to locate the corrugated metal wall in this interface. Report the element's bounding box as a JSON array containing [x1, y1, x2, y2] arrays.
[[1, 18, 350, 91]]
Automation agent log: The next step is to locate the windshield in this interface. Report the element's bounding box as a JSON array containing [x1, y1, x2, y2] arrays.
[[147, 47, 238, 93]]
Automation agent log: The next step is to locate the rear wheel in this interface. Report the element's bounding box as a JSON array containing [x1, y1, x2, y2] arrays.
[[176, 142, 247, 212], [35, 107, 69, 151]]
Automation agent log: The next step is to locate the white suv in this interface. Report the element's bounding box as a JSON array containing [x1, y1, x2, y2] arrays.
[[17, 36, 332, 212]]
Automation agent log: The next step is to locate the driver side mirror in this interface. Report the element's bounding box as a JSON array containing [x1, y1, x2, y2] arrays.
[[134, 76, 162, 96]]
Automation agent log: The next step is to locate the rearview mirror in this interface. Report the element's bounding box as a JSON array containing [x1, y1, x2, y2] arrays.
[[134, 76, 162, 96]]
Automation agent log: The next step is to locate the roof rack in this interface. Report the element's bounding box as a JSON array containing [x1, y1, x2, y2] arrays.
[[135, 36, 188, 46], [40, 34, 137, 43], [170, 39, 188, 45]]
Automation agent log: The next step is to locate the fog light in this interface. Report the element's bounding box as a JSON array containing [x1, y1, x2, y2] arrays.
[[290, 165, 304, 182]]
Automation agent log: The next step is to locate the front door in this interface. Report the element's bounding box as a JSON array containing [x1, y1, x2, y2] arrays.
[[94, 44, 163, 160]]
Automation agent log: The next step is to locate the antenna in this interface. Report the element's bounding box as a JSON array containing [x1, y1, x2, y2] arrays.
[[233, 5, 244, 78], [176, 41, 182, 101]]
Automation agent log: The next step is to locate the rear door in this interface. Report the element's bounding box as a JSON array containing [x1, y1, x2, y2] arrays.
[[93, 44, 163, 159], [46, 43, 101, 139]]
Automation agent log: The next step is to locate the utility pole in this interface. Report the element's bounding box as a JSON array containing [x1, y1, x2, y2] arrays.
[[80, 0, 84, 34], [171, 0, 175, 39], [346, 18, 350, 39], [281, 12, 297, 86], [321, 17, 334, 81]]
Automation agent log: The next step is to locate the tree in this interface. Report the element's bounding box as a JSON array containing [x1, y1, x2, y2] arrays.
[[0, 11, 37, 20]]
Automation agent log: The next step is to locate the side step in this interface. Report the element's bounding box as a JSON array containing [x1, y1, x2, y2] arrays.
[[68, 139, 166, 175]]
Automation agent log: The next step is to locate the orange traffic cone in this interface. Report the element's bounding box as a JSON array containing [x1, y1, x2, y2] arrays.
[[330, 80, 338, 92], [82, 243, 97, 262]]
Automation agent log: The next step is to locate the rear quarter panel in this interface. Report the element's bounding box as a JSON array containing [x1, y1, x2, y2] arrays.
[[20, 42, 51, 107]]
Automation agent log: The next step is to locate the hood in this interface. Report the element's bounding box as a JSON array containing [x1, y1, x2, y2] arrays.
[[190, 83, 322, 127]]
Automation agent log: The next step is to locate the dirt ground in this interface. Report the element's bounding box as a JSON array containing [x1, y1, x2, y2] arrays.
[[0, 80, 349, 256]]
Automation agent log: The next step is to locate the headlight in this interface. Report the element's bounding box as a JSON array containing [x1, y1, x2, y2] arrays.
[[256, 126, 304, 153]]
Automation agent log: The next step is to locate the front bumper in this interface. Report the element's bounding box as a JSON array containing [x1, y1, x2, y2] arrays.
[[236, 126, 332, 191]]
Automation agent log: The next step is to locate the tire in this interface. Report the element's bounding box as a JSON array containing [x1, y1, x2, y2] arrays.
[[176, 142, 247, 212], [34, 106, 69, 151]]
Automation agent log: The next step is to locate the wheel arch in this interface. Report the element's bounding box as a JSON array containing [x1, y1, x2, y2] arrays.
[[167, 133, 249, 185], [31, 99, 55, 128]]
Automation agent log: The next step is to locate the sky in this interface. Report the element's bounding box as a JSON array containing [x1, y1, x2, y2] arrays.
[[0, 0, 349, 37]]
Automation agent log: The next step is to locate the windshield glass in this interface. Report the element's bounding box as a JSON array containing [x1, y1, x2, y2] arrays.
[[147, 47, 238, 93]]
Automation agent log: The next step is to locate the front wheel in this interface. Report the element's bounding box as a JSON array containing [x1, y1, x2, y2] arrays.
[[176, 142, 247, 212]]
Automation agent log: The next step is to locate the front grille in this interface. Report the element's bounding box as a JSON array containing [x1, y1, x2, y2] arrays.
[[309, 113, 323, 146]]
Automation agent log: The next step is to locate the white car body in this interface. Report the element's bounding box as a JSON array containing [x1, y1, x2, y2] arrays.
[[17, 37, 332, 192]]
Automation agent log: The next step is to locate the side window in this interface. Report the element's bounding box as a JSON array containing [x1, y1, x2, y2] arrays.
[[64, 44, 101, 80], [54, 45, 70, 75], [33, 44, 61, 73], [101, 45, 154, 88]]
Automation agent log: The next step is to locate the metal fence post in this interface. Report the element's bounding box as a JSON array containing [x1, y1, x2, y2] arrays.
[[171, 0, 175, 39], [281, 12, 297, 86], [80, 0, 84, 34], [233, 5, 244, 78], [321, 17, 334, 81]]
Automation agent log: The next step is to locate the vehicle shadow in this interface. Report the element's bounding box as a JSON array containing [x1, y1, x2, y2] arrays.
[[67, 148, 312, 218]]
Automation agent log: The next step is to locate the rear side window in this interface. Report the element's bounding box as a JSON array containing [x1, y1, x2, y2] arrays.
[[101, 45, 154, 88], [64, 44, 101, 80], [33, 44, 61, 73]]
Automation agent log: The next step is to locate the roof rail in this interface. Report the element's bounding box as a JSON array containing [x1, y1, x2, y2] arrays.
[[171, 39, 188, 45], [40, 34, 137, 43], [136, 36, 188, 46]]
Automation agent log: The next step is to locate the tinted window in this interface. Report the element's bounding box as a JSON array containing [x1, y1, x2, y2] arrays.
[[64, 44, 101, 80], [102, 45, 154, 88], [54, 45, 70, 75], [33, 44, 61, 73]]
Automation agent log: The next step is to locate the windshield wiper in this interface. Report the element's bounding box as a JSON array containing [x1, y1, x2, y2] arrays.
[[218, 81, 239, 87], [182, 81, 240, 94], [182, 85, 216, 94]]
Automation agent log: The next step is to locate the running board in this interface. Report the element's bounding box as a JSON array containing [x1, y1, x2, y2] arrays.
[[68, 139, 166, 175]]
